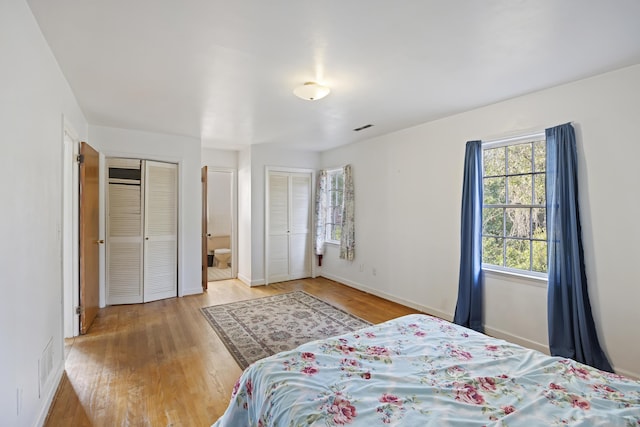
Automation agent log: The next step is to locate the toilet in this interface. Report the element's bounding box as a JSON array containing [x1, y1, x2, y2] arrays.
[[214, 248, 231, 269], [208, 235, 231, 269]]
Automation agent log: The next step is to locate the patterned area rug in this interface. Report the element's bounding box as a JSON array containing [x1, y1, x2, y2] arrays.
[[201, 291, 371, 370]]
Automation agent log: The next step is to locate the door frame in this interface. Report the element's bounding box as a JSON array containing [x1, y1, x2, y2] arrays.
[[264, 166, 315, 285], [204, 167, 238, 280], [201, 166, 208, 290], [62, 121, 80, 337]]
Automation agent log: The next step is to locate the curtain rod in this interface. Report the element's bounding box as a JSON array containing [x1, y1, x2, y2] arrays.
[[322, 165, 347, 172], [482, 130, 546, 149], [481, 122, 574, 149]]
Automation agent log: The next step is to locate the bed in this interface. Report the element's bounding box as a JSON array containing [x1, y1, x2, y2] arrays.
[[213, 314, 640, 426]]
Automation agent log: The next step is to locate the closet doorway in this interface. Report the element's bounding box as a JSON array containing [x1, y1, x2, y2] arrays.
[[265, 167, 313, 284], [205, 168, 236, 282], [106, 158, 178, 304]]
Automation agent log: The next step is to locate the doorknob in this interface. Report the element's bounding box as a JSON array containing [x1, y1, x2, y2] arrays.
[[96, 239, 105, 244]]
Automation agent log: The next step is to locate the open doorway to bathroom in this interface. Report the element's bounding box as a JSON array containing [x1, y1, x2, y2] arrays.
[[206, 169, 235, 282]]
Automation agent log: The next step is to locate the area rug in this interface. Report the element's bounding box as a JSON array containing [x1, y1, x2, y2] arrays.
[[201, 291, 371, 369]]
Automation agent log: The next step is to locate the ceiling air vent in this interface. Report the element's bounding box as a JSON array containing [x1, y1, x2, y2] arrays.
[[353, 124, 373, 132]]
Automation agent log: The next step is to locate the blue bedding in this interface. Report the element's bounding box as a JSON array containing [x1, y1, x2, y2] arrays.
[[213, 314, 640, 426]]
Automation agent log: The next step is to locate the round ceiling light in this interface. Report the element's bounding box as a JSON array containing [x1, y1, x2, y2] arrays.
[[293, 82, 330, 101]]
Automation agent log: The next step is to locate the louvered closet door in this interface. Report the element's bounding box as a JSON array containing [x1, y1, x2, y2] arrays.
[[143, 161, 178, 302], [267, 172, 290, 283], [266, 170, 311, 284], [289, 173, 312, 279], [107, 160, 143, 305]]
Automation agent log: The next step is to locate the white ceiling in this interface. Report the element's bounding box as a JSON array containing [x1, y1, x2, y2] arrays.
[[27, 0, 640, 152]]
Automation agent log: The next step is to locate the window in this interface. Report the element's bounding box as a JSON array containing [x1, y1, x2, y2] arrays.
[[482, 138, 547, 275], [325, 169, 344, 243]]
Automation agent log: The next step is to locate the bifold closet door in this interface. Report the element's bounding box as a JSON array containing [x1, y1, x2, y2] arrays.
[[106, 159, 144, 305], [266, 170, 312, 284], [289, 174, 312, 279], [268, 172, 290, 283], [143, 161, 178, 302]]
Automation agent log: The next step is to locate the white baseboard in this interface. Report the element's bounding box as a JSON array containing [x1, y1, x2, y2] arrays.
[[320, 273, 453, 322], [237, 273, 251, 285], [322, 274, 554, 355], [320, 274, 553, 357], [35, 361, 64, 427], [484, 327, 639, 380], [237, 273, 264, 287], [181, 287, 203, 296], [614, 366, 639, 380], [483, 325, 550, 355]]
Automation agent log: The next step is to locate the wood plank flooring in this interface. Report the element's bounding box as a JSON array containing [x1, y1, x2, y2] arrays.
[[44, 277, 420, 426]]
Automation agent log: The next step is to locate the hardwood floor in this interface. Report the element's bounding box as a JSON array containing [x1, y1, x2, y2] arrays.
[[44, 277, 420, 426]]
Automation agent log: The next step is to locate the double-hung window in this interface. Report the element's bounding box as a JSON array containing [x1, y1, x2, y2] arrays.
[[325, 169, 344, 244], [482, 136, 547, 276]]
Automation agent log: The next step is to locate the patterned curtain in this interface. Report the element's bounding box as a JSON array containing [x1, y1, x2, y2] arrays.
[[314, 170, 328, 256], [339, 164, 355, 260]]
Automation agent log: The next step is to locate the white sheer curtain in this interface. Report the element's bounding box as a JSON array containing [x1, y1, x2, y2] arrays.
[[314, 170, 328, 256], [339, 164, 355, 260]]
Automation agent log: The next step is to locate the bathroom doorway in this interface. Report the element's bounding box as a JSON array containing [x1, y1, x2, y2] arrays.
[[206, 169, 236, 282]]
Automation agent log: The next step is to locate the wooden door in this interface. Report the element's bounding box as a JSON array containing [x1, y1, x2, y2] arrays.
[[79, 141, 100, 335], [201, 166, 208, 291], [143, 161, 178, 302]]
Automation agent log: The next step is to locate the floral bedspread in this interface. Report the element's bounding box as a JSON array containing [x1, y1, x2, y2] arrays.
[[213, 314, 640, 426]]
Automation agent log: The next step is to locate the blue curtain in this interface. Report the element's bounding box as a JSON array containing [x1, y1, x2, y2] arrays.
[[546, 123, 612, 372], [454, 140, 484, 333]]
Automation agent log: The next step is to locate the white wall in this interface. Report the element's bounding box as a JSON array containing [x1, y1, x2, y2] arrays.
[[207, 171, 232, 236], [201, 147, 236, 238], [0, 0, 88, 425], [320, 64, 640, 379], [89, 125, 203, 297], [237, 148, 253, 284], [201, 147, 237, 169]]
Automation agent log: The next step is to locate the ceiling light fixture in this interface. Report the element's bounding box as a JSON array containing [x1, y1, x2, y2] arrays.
[[293, 82, 330, 101]]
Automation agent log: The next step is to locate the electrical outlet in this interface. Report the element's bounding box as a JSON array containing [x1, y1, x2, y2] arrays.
[[359, 264, 364, 272], [372, 268, 377, 276]]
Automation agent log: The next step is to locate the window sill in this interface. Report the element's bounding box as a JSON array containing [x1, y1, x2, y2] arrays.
[[482, 266, 548, 288], [325, 241, 340, 246]]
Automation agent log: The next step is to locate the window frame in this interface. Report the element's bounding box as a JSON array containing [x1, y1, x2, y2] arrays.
[[325, 168, 344, 245], [481, 132, 548, 280]]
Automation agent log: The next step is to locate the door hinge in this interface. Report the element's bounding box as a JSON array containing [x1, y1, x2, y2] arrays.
[[77, 154, 84, 164], [75, 306, 82, 315]]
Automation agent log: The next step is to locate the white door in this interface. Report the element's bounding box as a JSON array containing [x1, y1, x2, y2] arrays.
[[143, 161, 178, 302], [106, 159, 178, 305], [266, 170, 312, 284], [106, 159, 144, 305], [268, 172, 290, 283]]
